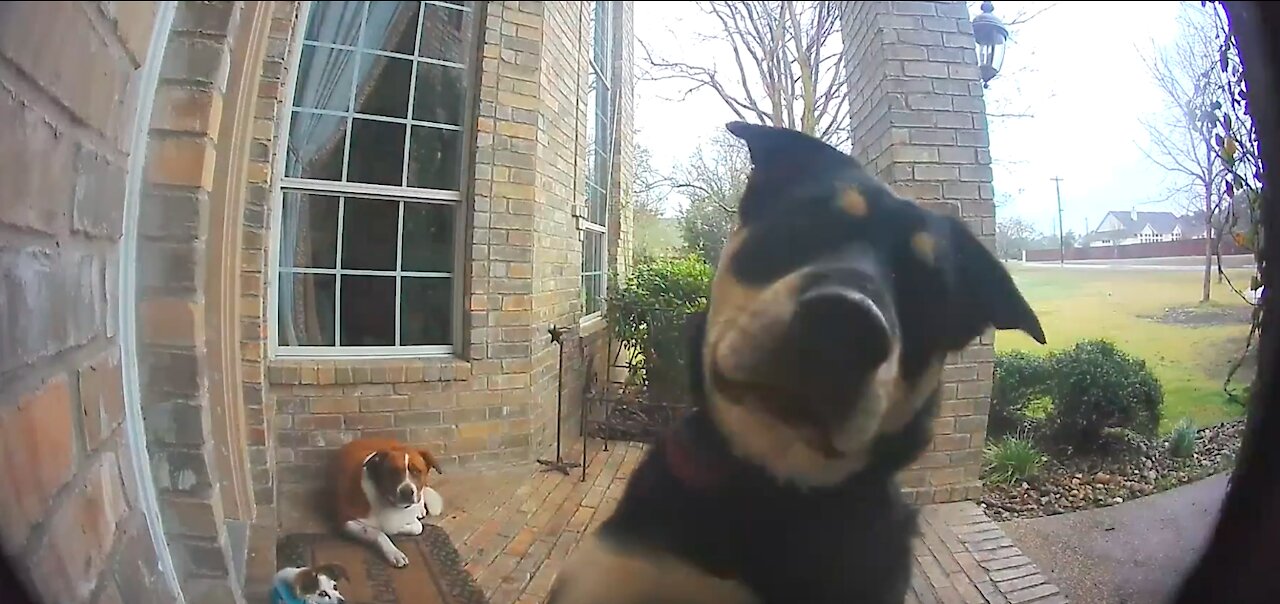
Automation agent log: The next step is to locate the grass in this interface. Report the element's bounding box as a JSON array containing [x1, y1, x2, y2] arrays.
[[998, 263, 1255, 433]]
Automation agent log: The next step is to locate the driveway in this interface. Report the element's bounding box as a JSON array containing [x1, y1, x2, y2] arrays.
[[999, 472, 1230, 604]]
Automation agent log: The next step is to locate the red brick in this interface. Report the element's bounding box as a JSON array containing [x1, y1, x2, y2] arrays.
[[140, 296, 202, 347], [294, 415, 344, 431], [147, 136, 217, 189], [0, 377, 76, 546], [344, 413, 394, 429], [107, 1, 159, 66], [29, 452, 128, 604], [154, 87, 223, 135], [0, 89, 76, 234], [79, 350, 127, 452], [0, 2, 131, 140]]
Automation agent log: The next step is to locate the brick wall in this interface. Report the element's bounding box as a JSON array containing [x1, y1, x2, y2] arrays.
[[0, 2, 178, 604], [842, 0, 995, 504], [267, 1, 636, 518]]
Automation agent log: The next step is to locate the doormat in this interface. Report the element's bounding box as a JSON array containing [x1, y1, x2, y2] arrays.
[[277, 527, 489, 604]]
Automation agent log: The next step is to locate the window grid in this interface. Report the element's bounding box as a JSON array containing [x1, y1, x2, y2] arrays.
[[581, 1, 615, 319], [275, 0, 476, 357]]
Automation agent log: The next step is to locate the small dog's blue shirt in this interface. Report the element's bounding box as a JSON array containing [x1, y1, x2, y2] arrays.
[[270, 575, 305, 604]]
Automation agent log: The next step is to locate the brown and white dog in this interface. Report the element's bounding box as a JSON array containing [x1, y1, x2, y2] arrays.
[[331, 437, 445, 568]]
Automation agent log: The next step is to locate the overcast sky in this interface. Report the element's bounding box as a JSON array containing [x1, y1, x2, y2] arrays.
[[633, 1, 1193, 237]]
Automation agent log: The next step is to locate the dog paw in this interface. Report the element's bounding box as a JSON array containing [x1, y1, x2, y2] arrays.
[[423, 487, 445, 517], [385, 547, 410, 568]]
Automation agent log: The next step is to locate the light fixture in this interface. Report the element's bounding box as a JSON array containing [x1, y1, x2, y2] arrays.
[[972, 1, 1010, 88]]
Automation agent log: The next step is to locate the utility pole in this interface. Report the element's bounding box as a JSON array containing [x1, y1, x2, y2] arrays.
[[1051, 176, 1065, 265]]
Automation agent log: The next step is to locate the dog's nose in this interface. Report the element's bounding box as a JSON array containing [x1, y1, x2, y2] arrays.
[[793, 285, 892, 375], [397, 484, 415, 502]]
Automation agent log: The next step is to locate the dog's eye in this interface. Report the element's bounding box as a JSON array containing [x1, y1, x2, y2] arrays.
[[319, 591, 328, 598]]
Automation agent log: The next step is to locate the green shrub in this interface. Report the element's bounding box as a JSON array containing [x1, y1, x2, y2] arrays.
[[606, 254, 714, 405], [1168, 418, 1197, 458], [983, 435, 1046, 486], [1046, 339, 1163, 450], [991, 351, 1052, 438]]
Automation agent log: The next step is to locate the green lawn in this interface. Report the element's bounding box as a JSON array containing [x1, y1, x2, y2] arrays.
[[997, 263, 1256, 433]]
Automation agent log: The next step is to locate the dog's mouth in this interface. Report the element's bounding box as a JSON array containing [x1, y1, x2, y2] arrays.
[[709, 283, 896, 448]]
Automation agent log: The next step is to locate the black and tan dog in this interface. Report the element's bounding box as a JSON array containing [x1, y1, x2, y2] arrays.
[[548, 122, 1046, 604]]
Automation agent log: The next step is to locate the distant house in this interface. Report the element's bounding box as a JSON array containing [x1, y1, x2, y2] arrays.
[[1082, 210, 1209, 247]]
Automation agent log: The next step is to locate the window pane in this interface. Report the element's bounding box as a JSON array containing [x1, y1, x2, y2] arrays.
[[280, 192, 340, 269], [348, 119, 406, 185], [588, 184, 606, 225], [585, 83, 598, 152], [583, 273, 603, 315], [286, 112, 348, 181], [341, 197, 400, 270], [278, 273, 336, 346], [593, 2, 612, 76], [407, 126, 462, 190], [583, 230, 604, 273], [353, 54, 414, 119], [419, 4, 474, 64], [340, 275, 397, 345], [305, 1, 364, 46], [401, 277, 452, 345], [412, 63, 467, 125], [402, 203, 455, 273], [294, 45, 357, 112], [361, 1, 420, 55]]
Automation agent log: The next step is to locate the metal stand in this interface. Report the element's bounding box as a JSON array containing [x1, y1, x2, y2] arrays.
[[537, 325, 581, 476]]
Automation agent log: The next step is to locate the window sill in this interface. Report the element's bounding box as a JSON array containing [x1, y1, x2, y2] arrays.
[[266, 356, 473, 386], [579, 314, 607, 338]]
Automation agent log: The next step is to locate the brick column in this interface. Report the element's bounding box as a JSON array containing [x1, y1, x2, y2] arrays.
[[842, 1, 995, 504]]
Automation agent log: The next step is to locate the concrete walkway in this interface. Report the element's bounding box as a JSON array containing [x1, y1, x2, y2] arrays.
[[1000, 472, 1230, 604]]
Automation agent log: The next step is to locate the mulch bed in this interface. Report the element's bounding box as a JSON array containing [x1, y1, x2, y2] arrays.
[[981, 420, 1244, 521]]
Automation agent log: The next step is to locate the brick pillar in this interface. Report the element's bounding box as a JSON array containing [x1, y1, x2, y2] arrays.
[[842, 1, 995, 504]]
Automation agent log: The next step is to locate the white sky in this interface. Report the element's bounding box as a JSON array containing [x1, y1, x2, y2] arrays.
[[633, 1, 1190, 237]]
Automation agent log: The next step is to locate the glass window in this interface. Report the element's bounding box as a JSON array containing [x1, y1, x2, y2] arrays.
[[581, 1, 616, 318], [276, 1, 477, 355]]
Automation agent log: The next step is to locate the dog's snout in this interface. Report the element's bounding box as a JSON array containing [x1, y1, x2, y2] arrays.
[[397, 484, 416, 503], [794, 286, 892, 370]]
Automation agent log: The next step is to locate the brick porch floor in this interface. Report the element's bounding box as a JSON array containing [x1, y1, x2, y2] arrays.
[[279, 440, 1067, 604]]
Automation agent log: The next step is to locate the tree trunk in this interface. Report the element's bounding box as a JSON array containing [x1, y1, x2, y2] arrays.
[[1203, 183, 1214, 303], [1203, 234, 1213, 303]]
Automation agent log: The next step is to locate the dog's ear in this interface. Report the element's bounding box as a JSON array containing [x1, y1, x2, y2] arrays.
[[419, 449, 443, 475], [725, 121, 851, 170], [293, 568, 320, 594], [315, 563, 349, 583], [725, 121, 858, 222], [940, 214, 1046, 348], [364, 450, 388, 469]]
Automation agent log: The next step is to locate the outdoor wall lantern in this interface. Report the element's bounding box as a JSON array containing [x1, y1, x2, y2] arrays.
[[972, 1, 1010, 88]]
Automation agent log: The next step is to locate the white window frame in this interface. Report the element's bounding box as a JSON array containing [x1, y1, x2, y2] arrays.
[[580, 1, 617, 322], [269, 0, 480, 359]]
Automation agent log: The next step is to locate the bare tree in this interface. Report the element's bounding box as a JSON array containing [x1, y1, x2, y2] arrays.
[[641, 2, 849, 148], [673, 132, 752, 266], [643, 2, 1059, 152], [995, 215, 1041, 260], [1138, 3, 1232, 303]]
